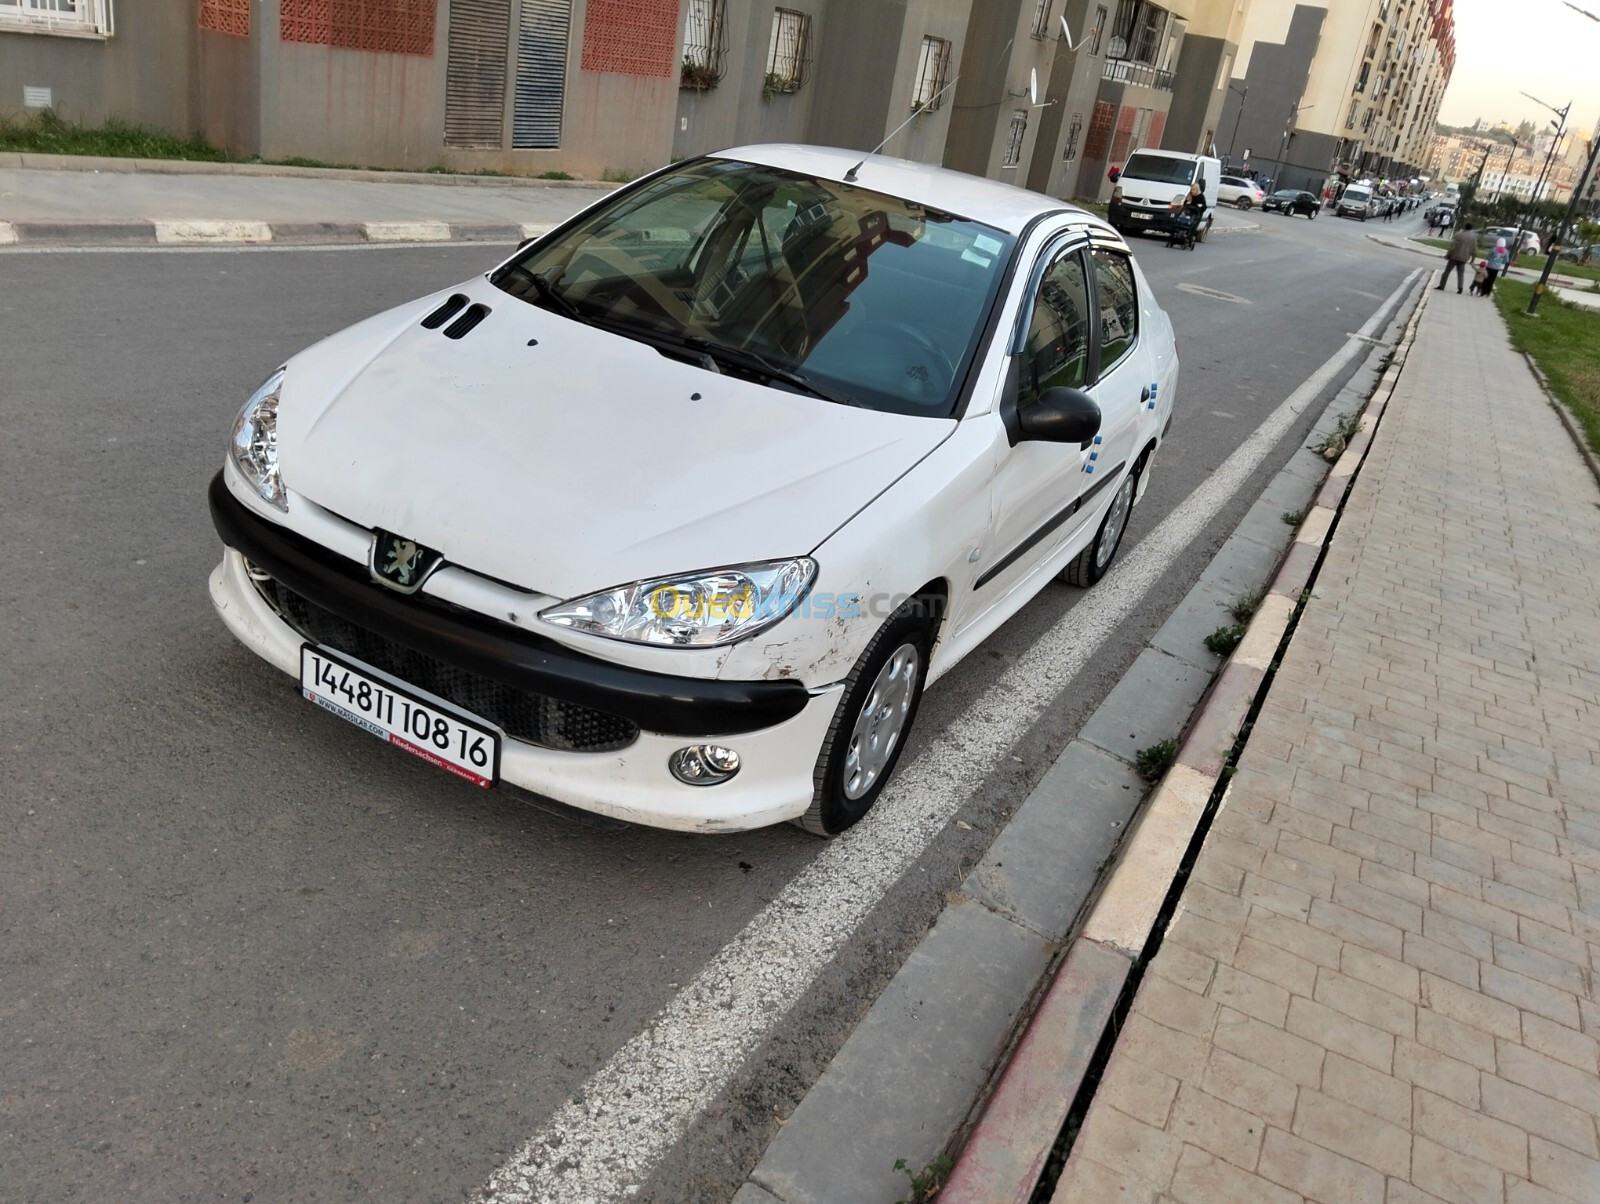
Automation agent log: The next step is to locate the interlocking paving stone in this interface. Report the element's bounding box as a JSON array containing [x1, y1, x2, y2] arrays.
[[1050, 291, 1600, 1203]]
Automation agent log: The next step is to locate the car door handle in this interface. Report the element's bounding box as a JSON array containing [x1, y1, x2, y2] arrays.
[[1140, 385, 1151, 402]]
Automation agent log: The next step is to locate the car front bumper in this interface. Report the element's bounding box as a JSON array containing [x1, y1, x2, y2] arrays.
[[207, 474, 843, 832], [1113, 207, 1187, 235]]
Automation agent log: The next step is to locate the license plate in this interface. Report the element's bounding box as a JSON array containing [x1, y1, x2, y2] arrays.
[[1129, 211, 1151, 221], [300, 646, 500, 787]]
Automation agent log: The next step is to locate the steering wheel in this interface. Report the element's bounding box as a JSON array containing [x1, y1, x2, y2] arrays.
[[853, 319, 958, 401]]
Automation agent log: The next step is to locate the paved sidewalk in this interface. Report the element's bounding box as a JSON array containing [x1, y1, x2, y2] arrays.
[[1049, 286, 1600, 1200], [0, 162, 613, 245]]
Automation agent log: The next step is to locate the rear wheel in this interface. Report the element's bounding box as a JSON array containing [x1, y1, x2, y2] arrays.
[[1063, 460, 1140, 588], [1235, 197, 1253, 210], [795, 600, 935, 836]]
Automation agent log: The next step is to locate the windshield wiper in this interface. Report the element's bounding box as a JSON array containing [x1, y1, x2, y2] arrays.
[[683, 337, 862, 407], [528, 272, 582, 321]]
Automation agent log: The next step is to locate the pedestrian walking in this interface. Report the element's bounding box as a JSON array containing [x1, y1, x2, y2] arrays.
[[1484, 236, 1509, 295], [1470, 260, 1489, 295], [1436, 222, 1476, 293]]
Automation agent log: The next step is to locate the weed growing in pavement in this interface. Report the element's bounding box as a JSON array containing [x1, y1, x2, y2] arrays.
[[1205, 624, 1247, 656], [1311, 411, 1361, 461], [1282, 507, 1307, 526], [893, 1153, 954, 1203], [537, 170, 576, 180], [1229, 589, 1266, 625], [1135, 738, 1179, 782]]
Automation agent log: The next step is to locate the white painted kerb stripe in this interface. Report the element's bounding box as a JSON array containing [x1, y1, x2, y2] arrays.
[[520, 222, 556, 240], [478, 269, 1424, 1204], [0, 221, 17, 246], [363, 220, 452, 242], [154, 219, 273, 245]]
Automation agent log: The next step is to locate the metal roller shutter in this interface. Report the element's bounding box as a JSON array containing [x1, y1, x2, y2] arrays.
[[513, 0, 570, 149], [445, 0, 511, 148]]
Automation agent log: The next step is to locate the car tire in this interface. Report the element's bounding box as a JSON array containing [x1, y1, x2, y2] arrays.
[[1236, 198, 1252, 210], [1308, 210, 1316, 220], [795, 598, 936, 837], [1197, 217, 1212, 243], [1063, 459, 1140, 589]]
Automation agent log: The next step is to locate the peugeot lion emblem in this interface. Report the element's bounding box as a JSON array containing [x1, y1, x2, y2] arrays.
[[371, 530, 443, 594]]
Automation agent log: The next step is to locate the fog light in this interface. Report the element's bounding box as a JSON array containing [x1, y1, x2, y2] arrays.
[[669, 744, 741, 786]]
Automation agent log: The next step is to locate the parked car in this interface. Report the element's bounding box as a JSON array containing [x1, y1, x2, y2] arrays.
[[1262, 189, 1320, 218], [1482, 226, 1541, 255], [1335, 184, 1377, 220], [207, 144, 1180, 836], [1218, 175, 1266, 209]]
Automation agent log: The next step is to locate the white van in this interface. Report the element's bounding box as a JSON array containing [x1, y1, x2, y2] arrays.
[[1108, 149, 1222, 242], [1336, 184, 1376, 221]]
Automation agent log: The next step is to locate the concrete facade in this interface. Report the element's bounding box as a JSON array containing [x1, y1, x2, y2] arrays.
[[1219, 0, 1453, 194]]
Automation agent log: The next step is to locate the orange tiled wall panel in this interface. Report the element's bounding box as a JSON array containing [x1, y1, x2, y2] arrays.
[[279, 0, 437, 56], [580, 0, 677, 77], [200, 0, 251, 36]]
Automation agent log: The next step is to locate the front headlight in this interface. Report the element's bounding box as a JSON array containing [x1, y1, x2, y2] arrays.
[[541, 558, 817, 647], [230, 368, 288, 511]]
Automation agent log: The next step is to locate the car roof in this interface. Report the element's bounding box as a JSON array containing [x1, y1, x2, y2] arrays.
[[711, 143, 1101, 239]]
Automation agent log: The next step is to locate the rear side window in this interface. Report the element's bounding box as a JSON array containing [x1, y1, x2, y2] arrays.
[[1092, 249, 1138, 375]]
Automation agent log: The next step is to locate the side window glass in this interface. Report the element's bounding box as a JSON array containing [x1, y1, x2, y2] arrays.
[[1092, 248, 1138, 374], [1017, 248, 1090, 407]]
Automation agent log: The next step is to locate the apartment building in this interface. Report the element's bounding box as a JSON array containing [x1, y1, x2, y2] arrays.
[[1, 0, 972, 179], [1217, 0, 1452, 193]]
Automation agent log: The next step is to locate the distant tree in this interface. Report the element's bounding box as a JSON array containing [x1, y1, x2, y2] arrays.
[[1577, 219, 1600, 262], [1515, 119, 1536, 142]]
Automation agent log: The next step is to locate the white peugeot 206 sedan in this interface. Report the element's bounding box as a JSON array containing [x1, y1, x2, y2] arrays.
[[208, 144, 1179, 836]]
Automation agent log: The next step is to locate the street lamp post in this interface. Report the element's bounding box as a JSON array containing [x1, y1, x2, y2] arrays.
[[1226, 82, 1248, 165], [1527, 134, 1600, 315], [1512, 93, 1571, 265], [1266, 101, 1311, 192]]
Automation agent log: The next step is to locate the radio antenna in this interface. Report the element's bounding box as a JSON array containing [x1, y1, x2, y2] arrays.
[[844, 35, 1024, 181]]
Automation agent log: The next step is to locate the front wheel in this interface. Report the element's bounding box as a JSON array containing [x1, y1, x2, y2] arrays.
[[1197, 217, 1212, 243], [1308, 210, 1316, 220], [796, 601, 935, 836], [1063, 462, 1139, 588]]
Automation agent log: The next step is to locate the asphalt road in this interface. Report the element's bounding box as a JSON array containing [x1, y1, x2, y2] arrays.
[[0, 205, 1424, 1204]]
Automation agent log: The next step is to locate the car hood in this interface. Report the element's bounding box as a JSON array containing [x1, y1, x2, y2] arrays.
[[275, 281, 954, 599]]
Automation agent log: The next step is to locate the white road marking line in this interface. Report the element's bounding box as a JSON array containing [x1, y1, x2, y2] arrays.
[[153, 219, 273, 244], [479, 270, 1423, 1204], [363, 220, 452, 242]]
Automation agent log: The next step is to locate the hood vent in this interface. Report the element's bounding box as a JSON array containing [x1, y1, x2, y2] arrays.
[[443, 303, 491, 340], [421, 293, 469, 329]]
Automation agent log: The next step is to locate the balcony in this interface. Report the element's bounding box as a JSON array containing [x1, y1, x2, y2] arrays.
[[1101, 58, 1174, 91]]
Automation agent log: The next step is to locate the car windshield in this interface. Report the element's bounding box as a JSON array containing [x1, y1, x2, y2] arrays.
[[1121, 153, 1196, 186], [492, 158, 1017, 417], [1273, 191, 1298, 198]]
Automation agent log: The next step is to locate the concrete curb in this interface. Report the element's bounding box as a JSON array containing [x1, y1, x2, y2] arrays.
[[731, 276, 1428, 1204], [934, 277, 1431, 1204], [0, 218, 553, 247], [0, 150, 616, 189]]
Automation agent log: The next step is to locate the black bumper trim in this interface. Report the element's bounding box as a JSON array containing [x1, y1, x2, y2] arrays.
[[208, 472, 810, 737]]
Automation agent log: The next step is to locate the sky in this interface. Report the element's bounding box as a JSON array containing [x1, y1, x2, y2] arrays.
[[1437, 0, 1600, 135]]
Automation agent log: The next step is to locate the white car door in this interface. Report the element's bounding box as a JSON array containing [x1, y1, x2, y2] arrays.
[[970, 237, 1147, 606]]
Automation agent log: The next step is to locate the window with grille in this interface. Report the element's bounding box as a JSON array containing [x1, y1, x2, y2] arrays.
[[1130, 4, 1164, 63], [1062, 113, 1082, 161], [514, 0, 571, 148], [1030, 0, 1051, 38], [1088, 5, 1106, 54], [1003, 110, 1028, 168], [766, 8, 811, 93], [1347, 98, 1360, 129], [681, 0, 725, 90], [0, 0, 112, 36], [912, 35, 951, 111], [1355, 61, 1369, 93], [1107, 0, 1136, 57]]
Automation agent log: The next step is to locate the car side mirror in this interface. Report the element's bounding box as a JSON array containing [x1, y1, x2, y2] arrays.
[[1016, 387, 1102, 444]]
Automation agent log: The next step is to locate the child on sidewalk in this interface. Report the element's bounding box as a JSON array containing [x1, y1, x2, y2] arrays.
[[1470, 260, 1489, 295]]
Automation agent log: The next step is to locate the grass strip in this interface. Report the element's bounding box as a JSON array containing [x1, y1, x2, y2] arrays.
[[1494, 279, 1600, 456]]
